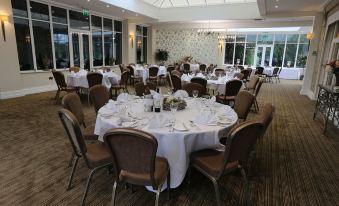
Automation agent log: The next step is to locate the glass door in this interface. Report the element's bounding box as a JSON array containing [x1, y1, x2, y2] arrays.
[[255, 45, 273, 67], [71, 31, 91, 70]]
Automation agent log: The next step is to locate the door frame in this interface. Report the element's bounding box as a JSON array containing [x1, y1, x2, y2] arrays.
[[69, 29, 92, 69], [255, 44, 273, 67]]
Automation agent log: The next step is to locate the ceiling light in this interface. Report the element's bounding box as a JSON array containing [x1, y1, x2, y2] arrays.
[[275, 5, 278, 8], [135, 13, 138, 16], [87, 0, 90, 2], [122, 9, 125, 12], [106, 5, 110, 7]]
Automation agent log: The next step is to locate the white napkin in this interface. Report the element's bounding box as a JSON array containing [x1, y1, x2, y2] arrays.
[[196, 73, 204, 78], [106, 100, 117, 111], [217, 76, 226, 84], [174, 90, 189, 99], [194, 110, 217, 125], [117, 93, 132, 103], [150, 90, 163, 101], [181, 74, 190, 81], [210, 96, 216, 102], [148, 114, 171, 129], [78, 69, 87, 75], [70, 71, 75, 75]]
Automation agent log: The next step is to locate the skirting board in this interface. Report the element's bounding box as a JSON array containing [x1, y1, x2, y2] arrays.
[[300, 89, 316, 100], [0, 85, 57, 99]]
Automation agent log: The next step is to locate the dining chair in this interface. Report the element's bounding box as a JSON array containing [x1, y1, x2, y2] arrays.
[[216, 79, 243, 105], [234, 72, 245, 80], [253, 79, 264, 111], [171, 70, 181, 77], [234, 91, 254, 121], [238, 65, 245, 70], [52, 70, 76, 104], [104, 128, 170, 206], [183, 82, 204, 97], [245, 75, 260, 94], [89, 85, 109, 115], [167, 66, 175, 74], [58, 109, 112, 206], [171, 74, 182, 92], [240, 69, 250, 81], [111, 71, 130, 98], [255, 67, 264, 76], [118, 64, 125, 74], [266, 67, 280, 83], [246, 68, 253, 80], [86, 72, 103, 88], [214, 68, 225, 76], [148, 66, 159, 85], [183, 63, 190, 74], [69, 67, 80, 73], [128, 65, 143, 85], [199, 64, 207, 72], [190, 77, 208, 95], [135, 82, 156, 96], [189, 121, 264, 206]]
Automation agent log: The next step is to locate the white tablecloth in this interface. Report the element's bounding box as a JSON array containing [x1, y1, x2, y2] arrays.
[[279, 68, 301, 80], [133, 65, 167, 82], [67, 71, 120, 89], [94, 98, 238, 189]]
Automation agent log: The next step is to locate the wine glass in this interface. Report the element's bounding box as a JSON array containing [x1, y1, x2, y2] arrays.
[[169, 102, 178, 131], [192, 90, 199, 99]]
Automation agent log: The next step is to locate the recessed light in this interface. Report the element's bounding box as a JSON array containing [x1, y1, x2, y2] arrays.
[[122, 9, 125, 12], [135, 14, 138, 16], [275, 5, 279, 8], [106, 5, 110, 7], [87, 0, 90, 2]]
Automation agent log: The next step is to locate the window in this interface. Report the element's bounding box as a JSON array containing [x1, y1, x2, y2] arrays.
[[244, 43, 255, 65], [257, 34, 273, 44], [272, 44, 284, 67], [296, 34, 309, 68], [103, 18, 114, 66], [284, 34, 299, 67], [114, 20, 122, 64], [224, 43, 234, 64], [12, 0, 28, 17], [69, 10, 90, 30], [92, 15, 103, 66], [52, 6, 67, 24], [234, 43, 245, 65], [136, 25, 148, 64], [53, 24, 69, 69], [30, 1, 49, 21]]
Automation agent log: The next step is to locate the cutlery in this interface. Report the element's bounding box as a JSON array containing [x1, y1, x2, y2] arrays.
[[189, 120, 201, 130]]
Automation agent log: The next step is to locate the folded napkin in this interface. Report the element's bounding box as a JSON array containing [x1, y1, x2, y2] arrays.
[[148, 114, 171, 129], [117, 93, 132, 103], [150, 90, 163, 100], [194, 110, 217, 125], [174, 90, 189, 99], [181, 74, 190, 81], [196, 73, 204, 78], [105, 99, 117, 111], [210, 96, 216, 102], [217, 76, 226, 84], [78, 69, 87, 75]]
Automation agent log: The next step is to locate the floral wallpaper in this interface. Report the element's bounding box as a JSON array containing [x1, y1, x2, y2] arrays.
[[155, 29, 219, 65]]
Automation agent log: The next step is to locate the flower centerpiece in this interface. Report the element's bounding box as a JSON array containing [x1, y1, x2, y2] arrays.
[[163, 96, 187, 111], [326, 60, 339, 86]]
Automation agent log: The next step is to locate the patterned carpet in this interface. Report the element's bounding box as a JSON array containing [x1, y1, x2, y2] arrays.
[[0, 80, 338, 206]]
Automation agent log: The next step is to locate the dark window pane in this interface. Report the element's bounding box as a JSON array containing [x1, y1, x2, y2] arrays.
[[136, 36, 142, 63], [257, 34, 273, 44], [296, 44, 309, 67], [299, 34, 308, 44], [12, 0, 28, 17], [143, 36, 147, 63], [114, 20, 122, 32], [91, 15, 102, 30], [234, 43, 244, 64], [136, 25, 142, 36], [30, 1, 49, 21], [69, 10, 90, 30], [92, 31, 103, 66], [272, 44, 284, 67], [13, 17, 33, 70], [103, 18, 112, 31], [52, 6, 67, 24], [274, 34, 286, 43], [143, 27, 148, 36], [83, 35, 90, 70], [32, 21, 53, 70], [72, 34, 80, 67], [236, 35, 246, 42], [225, 35, 235, 42], [284, 44, 297, 67], [246, 35, 256, 42], [53, 24, 69, 69], [287, 34, 299, 43], [224, 43, 234, 64], [114, 32, 122, 64], [104, 31, 114, 65], [244, 43, 255, 66]]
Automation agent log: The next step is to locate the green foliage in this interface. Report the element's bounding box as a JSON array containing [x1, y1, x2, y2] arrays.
[[155, 49, 169, 63], [297, 55, 307, 68]]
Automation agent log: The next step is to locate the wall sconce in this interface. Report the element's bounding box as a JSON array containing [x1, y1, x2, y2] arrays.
[[0, 15, 9, 41], [218, 40, 224, 52], [129, 34, 134, 48], [306, 32, 314, 40]]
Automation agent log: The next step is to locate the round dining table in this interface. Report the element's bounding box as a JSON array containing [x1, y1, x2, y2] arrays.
[[67, 70, 120, 89], [132, 65, 167, 83], [94, 96, 238, 190]]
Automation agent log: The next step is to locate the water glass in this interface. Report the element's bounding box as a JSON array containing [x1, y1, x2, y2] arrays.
[[192, 90, 199, 99]]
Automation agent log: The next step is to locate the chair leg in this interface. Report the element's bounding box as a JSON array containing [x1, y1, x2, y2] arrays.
[[55, 89, 60, 100], [211, 178, 221, 206], [68, 152, 75, 168], [155, 185, 161, 206], [110, 181, 118, 206], [81, 167, 100, 206], [240, 167, 250, 206], [167, 170, 170, 201], [186, 166, 192, 193], [67, 155, 79, 190]]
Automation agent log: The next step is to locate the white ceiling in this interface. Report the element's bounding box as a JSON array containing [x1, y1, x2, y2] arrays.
[[141, 0, 256, 8], [259, 0, 328, 15]]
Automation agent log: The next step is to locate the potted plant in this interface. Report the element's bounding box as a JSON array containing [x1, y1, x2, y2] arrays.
[[326, 60, 339, 86], [297, 55, 307, 80], [155, 49, 169, 65]]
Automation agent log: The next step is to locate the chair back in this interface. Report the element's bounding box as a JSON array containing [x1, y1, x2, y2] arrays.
[[171, 74, 182, 92], [167, 66, 175, 73], [183, 82, 204, 97], [234, 73, 245, 80], [87, 72, 103, 88], [240, 69, 250, 80], [52, 71, 67, 89], [119, 64, 125, 74], [120, 71, 130, 87], [255, 67, 264, 75], [69, 67, 80, 73], [149, 67, 159, 77], [225, 79, 243, 97], [214, 68, 225, 76], [272, 67, 280, 75], [234, 91, 254, 120], [104, 128, 159, 189], [199, 64, 207, 72], [135, 82, 156, 96], [190, 77, 207, 94], [254, 79, 264, 97], [89, 85, 109, 114], [62, 93, 85, 126], [247, 75, 260, 90], [127, 65, 135, 76], [277, 67, 282, 74], [171, 70, 181, 76], [246, 68, 253, 78], [238, 65, 244, 70], [183, 63, 190, 73], [220, 121, 264, 178], [58, 109, 87, 156], [255, 103, 275, 132]]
